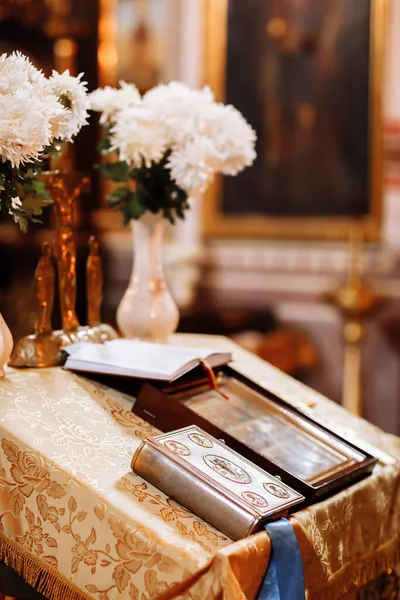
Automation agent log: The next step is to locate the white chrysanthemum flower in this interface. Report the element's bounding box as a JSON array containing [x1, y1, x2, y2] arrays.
[[199, 103, 257, 175], [0, 92, 52, 167], [35, 86, 70, 141], [167, 137, 215, 194], [0, 52, 90, 167], [91, 79, 256, 203], [0, 51, 45, 95], [110, 106, 168, 168], [48, 107, 71, 140], [143, 82, 215, 146], [48, 70, 90, 140], [89, 81, 141, 123], [0, 51, 91, 231], [143, 81, 214, 106]]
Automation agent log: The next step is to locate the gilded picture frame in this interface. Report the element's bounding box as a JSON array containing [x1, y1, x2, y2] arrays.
[[203, 0, 387, 240]]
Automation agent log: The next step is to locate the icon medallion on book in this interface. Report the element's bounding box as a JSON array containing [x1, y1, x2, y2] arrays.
[[241, 491, 269, 508], [204, 454, 251, 484], [263, 482, 290, 499], [188, 432, 213, 448], [164, 440, 190, 456]]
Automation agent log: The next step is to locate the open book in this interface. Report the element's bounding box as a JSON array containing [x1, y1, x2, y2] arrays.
[[64, 339, 232, 382]]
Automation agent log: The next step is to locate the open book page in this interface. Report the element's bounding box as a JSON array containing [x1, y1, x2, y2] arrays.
[[64, 339, 231, 380]]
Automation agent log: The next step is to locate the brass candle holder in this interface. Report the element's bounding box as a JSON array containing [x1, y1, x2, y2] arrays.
[[47, 169, 87, 337], [9, 163, 118, 368], [46, 168, 118, 347], [325, 223, 385, 416], [9, 242, 61, 368], [84, 235, 118, 344]]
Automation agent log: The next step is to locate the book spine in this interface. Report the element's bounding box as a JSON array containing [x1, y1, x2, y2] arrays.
[[131, 442, 257, 541]]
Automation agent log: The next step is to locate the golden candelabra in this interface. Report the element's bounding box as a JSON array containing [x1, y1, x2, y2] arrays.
[[325, 223, 385, 416], [50, 170, 86, 334], [46, 169, 118, 347], [9, 164, 118, 368]]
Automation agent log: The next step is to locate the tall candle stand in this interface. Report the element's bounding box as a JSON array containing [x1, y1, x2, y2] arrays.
[[325, 223, 384, 416], [9, 150, 118, 367], [43, 168, 118, 347]]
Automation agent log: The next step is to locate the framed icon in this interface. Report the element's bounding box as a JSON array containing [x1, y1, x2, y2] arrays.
[[203, 0, 387, 240]]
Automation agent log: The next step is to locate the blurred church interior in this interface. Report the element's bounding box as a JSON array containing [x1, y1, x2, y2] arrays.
[[1, 0, 400, 433]]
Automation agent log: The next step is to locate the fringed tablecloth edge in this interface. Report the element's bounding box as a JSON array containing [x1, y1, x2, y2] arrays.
[[306, 536, 400, 600], [0, 531, 91, 600]]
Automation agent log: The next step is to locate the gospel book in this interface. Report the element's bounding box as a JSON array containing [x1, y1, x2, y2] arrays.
[[64, 339, 232, 382], [132, 425, 304, 540]]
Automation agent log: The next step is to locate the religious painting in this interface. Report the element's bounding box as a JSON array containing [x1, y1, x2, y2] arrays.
[[115, 0, 166, 92], [97, 0, 174, 214], [203, 0, 387, 239], [99, 0, 168, 92]]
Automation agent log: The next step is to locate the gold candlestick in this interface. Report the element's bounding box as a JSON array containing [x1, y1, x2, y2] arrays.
[[325, 222, 384, 416], [87, 236, 103, 327], [43, 172, 118, 346], [85, 235, 119, 343], [10, 146, 118, 367], [9, 243, 61, 368], [45, 170, 89, 334], [34, 241, 56, 336]]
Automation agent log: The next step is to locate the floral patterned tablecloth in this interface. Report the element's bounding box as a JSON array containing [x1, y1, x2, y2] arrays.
[[0, 333, 398, 600]]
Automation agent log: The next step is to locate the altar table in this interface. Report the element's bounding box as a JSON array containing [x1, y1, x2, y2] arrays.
[[0, 334, 399, 600]]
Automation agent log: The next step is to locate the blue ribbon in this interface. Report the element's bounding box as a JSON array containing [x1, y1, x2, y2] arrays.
[[257, 518, 305, 600]]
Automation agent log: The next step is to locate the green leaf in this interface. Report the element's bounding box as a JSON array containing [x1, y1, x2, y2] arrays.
[[28, 180, 48, 196], [125, 191, 147, 221], [108, 186, 131, 200], [22, 193, 53, 216], [97, 136, 113, 153], [97, 149, 191, 224], [99, 161, 131, 182], [25, 168, 37, 179], [45, 144, 61, 157], [121, 205, 131, 226], [107, 186, 131, 210]]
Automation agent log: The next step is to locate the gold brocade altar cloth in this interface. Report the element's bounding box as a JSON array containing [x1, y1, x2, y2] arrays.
[[0, 334, 398, 600]]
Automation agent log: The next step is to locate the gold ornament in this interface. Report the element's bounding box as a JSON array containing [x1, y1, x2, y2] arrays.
[[46, 170, 88, 334], [325, 222, 385, 416], [9, 242, 61, 368], [34, 241, 55, 336], [87, 236, 103, 327], [10, 150, 118, 367]]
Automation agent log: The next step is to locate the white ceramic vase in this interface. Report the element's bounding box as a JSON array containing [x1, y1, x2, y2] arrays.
[[0, 312, 13, 377], [116, 212, 179, 342]]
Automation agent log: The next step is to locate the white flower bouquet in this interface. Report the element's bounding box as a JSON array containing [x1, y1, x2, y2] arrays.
[[89, 81, 256, 223], [0, 52, 90, 231]]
